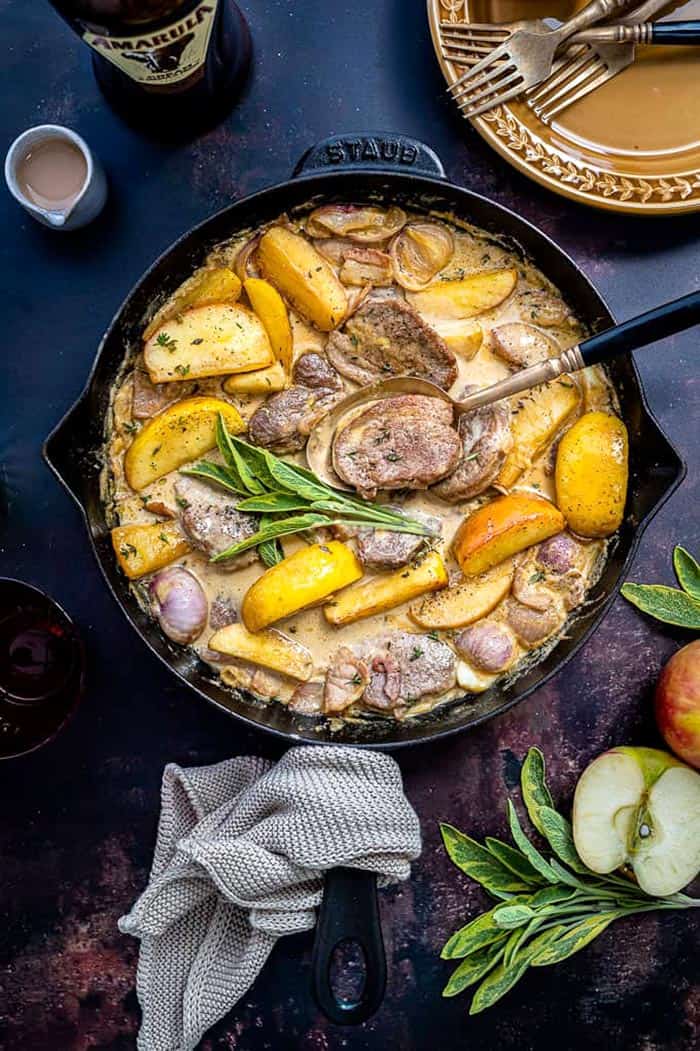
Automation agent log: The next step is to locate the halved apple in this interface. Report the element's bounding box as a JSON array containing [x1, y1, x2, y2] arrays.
[[572, 746, 700, 897]]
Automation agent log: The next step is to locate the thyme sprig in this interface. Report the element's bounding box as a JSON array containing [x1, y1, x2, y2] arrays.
[[181, 414, 436, 565], [440, 747, 698, 1014]]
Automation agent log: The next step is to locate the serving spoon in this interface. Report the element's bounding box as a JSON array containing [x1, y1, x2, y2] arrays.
[[306, 289, 700, 490]]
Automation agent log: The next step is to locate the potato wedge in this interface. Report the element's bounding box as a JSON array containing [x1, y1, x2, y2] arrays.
[[555, 411, 628, 537], [497, 378, 581, 489], [454, 493, 565, 577], [431, 319, 483, 361], [242, 541, 362, 632], [143, 266, 242, 341], [409, 559, 514, 630], [111, 522, 190, 579], [209, 623, 313, 681], [223, 360, 288, 395], [144, 303, 274, 383], [257, 227, 347, 331], [324, 551, 448, 627], [407, 269, 517, 319], [124, 396, 245, 491], [244, 277, 293, 371]]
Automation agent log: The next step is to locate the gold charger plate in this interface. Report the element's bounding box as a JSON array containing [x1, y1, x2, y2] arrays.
[[428, 0, 700, 215]]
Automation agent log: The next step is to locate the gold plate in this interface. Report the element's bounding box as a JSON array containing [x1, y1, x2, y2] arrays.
[[428, 0, 700, 215]]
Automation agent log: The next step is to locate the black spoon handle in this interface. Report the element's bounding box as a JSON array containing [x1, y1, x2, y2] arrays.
[[579, 289, 700, 367], [650, 21, 700, 44], [311, 867, 386, 1025]]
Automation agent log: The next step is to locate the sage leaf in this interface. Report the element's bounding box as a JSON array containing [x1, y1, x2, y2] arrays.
[[528, 885, 579, 910], [442, 941, 506, 997], [485, 837, 546, 886], [440, 906, 518, 960], [537, 805, 590, 875], [531, 911, 621, 967], [216, 414, 264, 495], [520, 747, 554, 836], [493, 902, 535, 930], [180, 462, 247, 496], [227, 435, 288, 492], [211, 514, 329, 562], [674, 545, 700, 602], [469, 927, 563, 1015], [546, 859, 592, 891], [507, 801, 558, 883], [257, 514, 283, 568], [236, 493, 313, 513], [440, 823, 532, 896], [620, 583, 700, 629]]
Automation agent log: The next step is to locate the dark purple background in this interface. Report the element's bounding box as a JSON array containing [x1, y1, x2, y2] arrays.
[[1, 2, 699, 1048]]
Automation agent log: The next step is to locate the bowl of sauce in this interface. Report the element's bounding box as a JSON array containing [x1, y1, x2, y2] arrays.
[[4, 124, 107, 230]]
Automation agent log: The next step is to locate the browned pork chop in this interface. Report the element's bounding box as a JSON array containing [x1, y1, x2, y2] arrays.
[[356, 508, 441, 570], [248, 352, 344, 454], [432, 400, 512, 503], [326, 297, 458, 389], [174, 476, 258, 569], [333, 395, 461, 499], [361, 632, 456, 712], [132, 368, 195, 419]]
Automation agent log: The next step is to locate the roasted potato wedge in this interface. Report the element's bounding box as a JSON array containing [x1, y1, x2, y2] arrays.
[[244, 277, 293, 372], [409, 559, 514, 630], [223, 360, 288, 395], [407, 269, 517, 320], [144, 303, 274, 383], [111, 522, 190, 579], [124, 396, 245, 491], [324, 551, 448, 627], [497, 378, 581, 489], [555, 411, 628, 537], [242, 541, 362, 632], [209, 623, 313, 681], [257, 227, 347, 331], [143, 266, 242, 341], [454, 493, 565, 577]]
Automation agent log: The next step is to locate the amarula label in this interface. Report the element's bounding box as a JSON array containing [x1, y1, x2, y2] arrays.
[[83, 1, 218, 86]]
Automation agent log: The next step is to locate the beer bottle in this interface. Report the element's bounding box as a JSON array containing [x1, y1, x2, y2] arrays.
[[48, 1, 251, 133]]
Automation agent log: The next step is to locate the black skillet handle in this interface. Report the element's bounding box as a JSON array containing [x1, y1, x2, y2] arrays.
[[651, 21, 700, 44], [311, 866, 386, 1025], [578, 289, 700, 367], [293, 132, 446, 180], [42, 392, 94, 509]]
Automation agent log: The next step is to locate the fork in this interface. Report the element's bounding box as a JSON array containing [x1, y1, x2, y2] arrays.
[[447, 0, 635, 119], [528, 0, 682, 122]]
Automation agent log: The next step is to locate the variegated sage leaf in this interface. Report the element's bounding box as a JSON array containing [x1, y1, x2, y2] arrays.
[[440, 904, 522, 960], [531, 911, 622, 967], [442, 940, 506, 997], [469, 926, 564, 1015], [520, 747, 554, 836], [440, 823, 532, 895], [507, 801, 558, 883], [537, 805, 591, 875], [485, 837, 547, 886]]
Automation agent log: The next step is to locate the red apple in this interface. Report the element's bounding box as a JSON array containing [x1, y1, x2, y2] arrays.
[[655, 640, 700, 769]]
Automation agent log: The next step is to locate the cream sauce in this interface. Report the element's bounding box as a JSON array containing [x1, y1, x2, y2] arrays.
[[104, 209, 618, 720]]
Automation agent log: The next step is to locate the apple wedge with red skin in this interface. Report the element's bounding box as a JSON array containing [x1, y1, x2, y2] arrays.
[[655, 640, 700, 770], [573, 746, 700, 897]]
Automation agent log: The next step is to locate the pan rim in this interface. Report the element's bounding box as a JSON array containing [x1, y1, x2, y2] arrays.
[[42, 167, 686, 749]]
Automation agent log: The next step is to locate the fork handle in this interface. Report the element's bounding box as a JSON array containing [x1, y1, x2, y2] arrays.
[[650, 21, 700, 44], [559, 0, 632, 42]]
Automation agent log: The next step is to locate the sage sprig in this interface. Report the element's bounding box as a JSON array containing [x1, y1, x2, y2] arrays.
[[440, 747, 698, 1013], [181, 413, 436, 564], [621, 545, 700, 629]]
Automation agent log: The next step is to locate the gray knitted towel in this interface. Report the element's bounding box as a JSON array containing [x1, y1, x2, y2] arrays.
[[118, 746, 422, 1051]]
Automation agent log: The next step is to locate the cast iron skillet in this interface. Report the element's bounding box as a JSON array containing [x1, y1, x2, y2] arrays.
[[43, 131, 684, 749], [43, 132, 684, 1024]]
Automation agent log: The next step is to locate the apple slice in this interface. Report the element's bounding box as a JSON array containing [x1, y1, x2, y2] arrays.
[[573, 746, 700, 897]]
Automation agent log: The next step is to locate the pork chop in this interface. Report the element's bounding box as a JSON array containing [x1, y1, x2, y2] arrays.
[[361, 632, 456, 711], [248, 352, 344, 454], [326, 297, 458, 389], [432, 399, 512, 503], [356, 507, 441, 570], [333, 395, 461, 499], [174, 475, 259, 568]]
